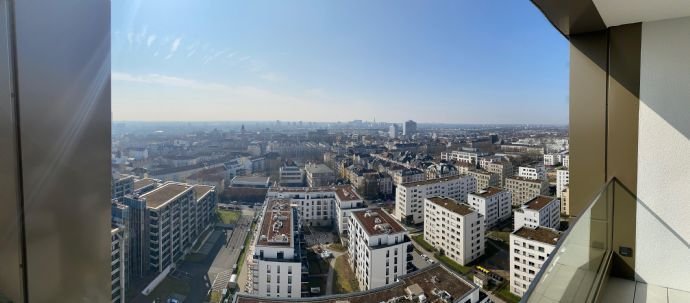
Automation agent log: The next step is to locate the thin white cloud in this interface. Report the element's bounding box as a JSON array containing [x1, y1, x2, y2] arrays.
[[127, 33, 134, 46], [238, 56, 251, 62], [146, 35, 157, 47], [165, 37, 182, 59]]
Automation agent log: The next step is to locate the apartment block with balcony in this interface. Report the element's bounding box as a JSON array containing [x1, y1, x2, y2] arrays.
[[110, 227, 125, 303], [348, 208, 412, 290], [468, 187, 512, 229], [510, 227, 560, 297], [112, 173, 134, 201], [518, 165, 546, 181], [505, 176, 549, 206], [556, 169, 569, 199], [424, 197, 484, 265], [513, 196, 560, 232], [395, 175, 477, 225], [486, 161, 514, 187]]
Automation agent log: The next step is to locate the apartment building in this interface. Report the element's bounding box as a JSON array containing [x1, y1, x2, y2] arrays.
[[403, 120, 417, 136], [123, 182, 216, 274], [425, 161, 458, 179], [517, 165, 546, 181], [251, 199, 304, 298], [543, 153, 561, 166], [279, 161, 304, 187], [468, 187, 512, 229], [466, 169, 500, 192], [514, 196, 560, 231], [556, 169, 569, 198], [391, 168, 425, 185], [133, 178, 159, 195], [440, 151, 483, 165], [267, 185, 364, 232], [560, 186, 570, 216], [486, 161, 514, 186], [510, 227, 560, 296], [304, 163, 336, 187], [505, 176, 549, 206], [112, 173, 134, 201], [348, 208, 411, 290], [111, 226, 125, 303], [561, 153, 569, 168], [395, 175, 477, 224], [424, 197, 484, 265]]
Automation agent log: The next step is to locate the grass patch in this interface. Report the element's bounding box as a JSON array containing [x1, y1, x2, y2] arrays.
[[411, 234, 436, 252], [436, 254, 473, 276], [236, 229, 253, 273], [217, 209, 241, 224], [495, 282, 521, 303], [329, 243, 347, 252], [488, 230, 510, 243], [209, 290, 223, 303], [147, 277, 191, 301], [333, 255, 359, 294]]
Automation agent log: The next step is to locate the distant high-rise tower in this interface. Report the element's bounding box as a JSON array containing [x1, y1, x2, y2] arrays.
[[403, 120, 417, 136], [389, 124, 399, 138]]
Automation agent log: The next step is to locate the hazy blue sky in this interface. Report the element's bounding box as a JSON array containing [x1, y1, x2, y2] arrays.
[[112, 0, 568, 124]]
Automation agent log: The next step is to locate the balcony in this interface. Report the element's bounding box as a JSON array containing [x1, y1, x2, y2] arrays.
[[522, 178, 690, 303]]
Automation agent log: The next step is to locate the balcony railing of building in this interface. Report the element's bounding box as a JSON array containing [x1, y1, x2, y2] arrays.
[[520, 178, 690, 302]]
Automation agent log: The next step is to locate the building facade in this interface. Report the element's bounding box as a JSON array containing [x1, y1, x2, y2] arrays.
[[468, 187, 512, 229], [424, 197, 484, 265], [466, 169, 500, 192], [348, 208, 411, 290], [556, 169, 569, 198], [304, 163, 336, 187], [395, 175, 477, 224], [517, 165, 546, 181], [505, 176, 549, 206], [111, 227, 125, 303], [509, 227, 560, 296], [513, 196, 560, 231]]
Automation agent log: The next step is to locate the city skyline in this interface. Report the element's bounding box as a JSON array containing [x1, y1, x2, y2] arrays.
[[112, 0, 568, 124]]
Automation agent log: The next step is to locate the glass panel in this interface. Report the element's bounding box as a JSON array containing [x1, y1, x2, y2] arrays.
[[524, 181, 613, 303]]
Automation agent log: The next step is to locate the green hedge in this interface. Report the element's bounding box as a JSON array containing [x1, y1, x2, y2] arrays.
[[411, 234, 436, 252]]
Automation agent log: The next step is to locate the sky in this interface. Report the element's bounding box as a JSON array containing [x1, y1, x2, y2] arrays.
[[112, 0, 568, 124]]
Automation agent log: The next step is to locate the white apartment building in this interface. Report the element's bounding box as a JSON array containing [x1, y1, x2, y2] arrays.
[[510, 227, 560, 296], [251, 199, 303, 298], [111, 226, 125, 303], [556, 169, 569, 198], [505, 176, 549, 206], [348, 208, 411, 290], [543, 153, 562, 166], [468, 187, 512, 229], [440, 151, 482, 165], [267, 185, 364, 234], [513, 196, 561, 232], [518, 165, 546, 181], [562, 153, 569, 168], [424, 197, 484, 265], [395, 175, 477, 224]]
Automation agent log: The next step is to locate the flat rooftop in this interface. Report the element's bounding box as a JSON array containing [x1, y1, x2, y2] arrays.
[[141, 182, 192, 209], [334, 185, 362, 202], [524, 196, 557, 210], [133, 178, 157, 191], [257, 199, 293, 247], [233, 264, 475, 303], [427, 197, 475, 216], [305, 163, 334, 174], [400, 175, 462, 187], [193, 185, 214, 201], [513, 226, 561, 245], [507, 176, 543, 183], [471, 186, 504, 198], [268, 186, 337, 193], [232, 176, 270, 184], [351, 208, 405, 236]]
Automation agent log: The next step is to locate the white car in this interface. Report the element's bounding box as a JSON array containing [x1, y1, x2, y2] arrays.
[[420, 254, 427, 259]]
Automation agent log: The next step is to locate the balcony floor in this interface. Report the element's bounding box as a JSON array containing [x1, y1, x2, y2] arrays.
[[600, 278, 690, 303]]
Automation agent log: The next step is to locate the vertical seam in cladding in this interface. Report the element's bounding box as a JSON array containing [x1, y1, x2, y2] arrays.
[[6, 0, 28, 301]]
